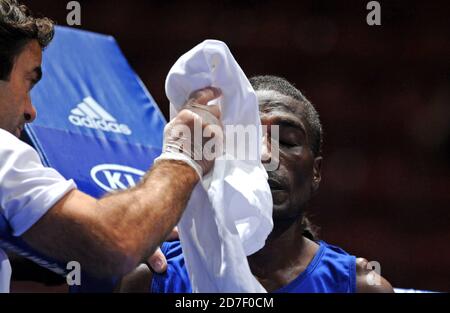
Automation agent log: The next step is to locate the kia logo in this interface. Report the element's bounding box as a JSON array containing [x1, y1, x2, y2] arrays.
[[90, 164, 145, 192]]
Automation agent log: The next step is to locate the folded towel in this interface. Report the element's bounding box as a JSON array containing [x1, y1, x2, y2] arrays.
[[165, 40, 273, 292]]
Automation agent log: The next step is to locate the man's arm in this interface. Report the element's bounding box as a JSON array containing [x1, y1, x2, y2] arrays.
[[356, 257, 394, 293], [22, 160, 198, 278], [21, 87, 222, 279]]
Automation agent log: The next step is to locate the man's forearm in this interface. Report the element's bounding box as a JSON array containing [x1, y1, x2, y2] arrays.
[[23, 160, 198, 278], [96, 160, 198, 269]]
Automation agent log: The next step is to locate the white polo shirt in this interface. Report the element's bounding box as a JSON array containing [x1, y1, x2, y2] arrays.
[[0, 128, 76, 292]]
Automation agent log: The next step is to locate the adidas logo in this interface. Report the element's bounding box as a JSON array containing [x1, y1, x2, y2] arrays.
[[68, 96, 132, 135]]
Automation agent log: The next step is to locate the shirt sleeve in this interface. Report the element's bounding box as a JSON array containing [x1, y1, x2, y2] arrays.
[[0, 129, 76, 236]]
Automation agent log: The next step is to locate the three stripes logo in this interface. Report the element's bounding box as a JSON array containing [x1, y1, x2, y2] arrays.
[[68, 97, 132, 135]]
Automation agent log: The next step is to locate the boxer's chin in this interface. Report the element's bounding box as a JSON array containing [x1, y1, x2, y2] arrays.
[[271, 190, 290, 218]]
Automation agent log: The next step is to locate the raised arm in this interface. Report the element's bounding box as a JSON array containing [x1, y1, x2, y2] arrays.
[[22, 87, 222, 278]]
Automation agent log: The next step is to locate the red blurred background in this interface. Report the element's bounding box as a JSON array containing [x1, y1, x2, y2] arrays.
[[15, 0, 450, 291]]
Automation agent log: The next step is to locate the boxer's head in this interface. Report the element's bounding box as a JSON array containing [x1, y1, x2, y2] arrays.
[[250, 75, 323, 238], [0, 0, 54, 136]]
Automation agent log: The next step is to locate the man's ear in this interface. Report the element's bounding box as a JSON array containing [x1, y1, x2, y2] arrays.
[[312, 156, 323, 194]]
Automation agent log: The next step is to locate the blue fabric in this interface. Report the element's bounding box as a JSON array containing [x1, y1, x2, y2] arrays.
[[27, 26, 166, 200], [152, 240, 356, 293], [152, 241, 192, 293], [274, 241, 356, 293]]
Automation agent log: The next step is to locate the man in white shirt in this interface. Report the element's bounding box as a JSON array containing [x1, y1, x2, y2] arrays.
[[0, 0, 222, 292]]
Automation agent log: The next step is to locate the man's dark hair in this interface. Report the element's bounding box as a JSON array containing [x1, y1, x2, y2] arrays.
[[0, 0, 54, 80], [249, 75, 323, 157], [250, 75, 323, 241]]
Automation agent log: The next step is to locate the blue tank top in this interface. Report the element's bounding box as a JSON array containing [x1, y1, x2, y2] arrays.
[[152, 240, 356, 293]]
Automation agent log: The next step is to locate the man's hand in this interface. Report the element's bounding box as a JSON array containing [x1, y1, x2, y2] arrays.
[[146, 227, 179, 273], [156, 87, 223, 178]]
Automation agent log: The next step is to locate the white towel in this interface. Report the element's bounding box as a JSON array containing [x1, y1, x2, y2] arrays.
[[165, 40, 273, 292]]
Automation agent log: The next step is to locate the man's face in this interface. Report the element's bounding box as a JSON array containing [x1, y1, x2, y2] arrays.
[[258, 89, 322, 220], [0, 40, 41, 137]]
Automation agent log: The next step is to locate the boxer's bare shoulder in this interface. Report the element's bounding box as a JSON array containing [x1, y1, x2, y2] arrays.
[[356, 257, 394, 293]]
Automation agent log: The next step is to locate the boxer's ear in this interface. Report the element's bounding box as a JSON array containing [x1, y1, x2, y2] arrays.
[[312, 156, 322, 194]]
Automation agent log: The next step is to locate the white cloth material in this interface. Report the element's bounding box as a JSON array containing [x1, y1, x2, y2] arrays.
[[0, 128, 76, 292], [165, 40, 273, 292]]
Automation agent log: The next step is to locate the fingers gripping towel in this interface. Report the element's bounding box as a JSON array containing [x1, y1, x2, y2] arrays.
[[165, 40, 273, 292]]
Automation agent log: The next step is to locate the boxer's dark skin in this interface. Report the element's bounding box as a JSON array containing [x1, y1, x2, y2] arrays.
[[117, 89, 394, 293], [248, 90, 393, 293]]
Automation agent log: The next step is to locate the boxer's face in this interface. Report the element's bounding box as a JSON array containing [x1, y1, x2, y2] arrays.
[[0, 40, 41, 137], [258, 90, 322, 220]]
